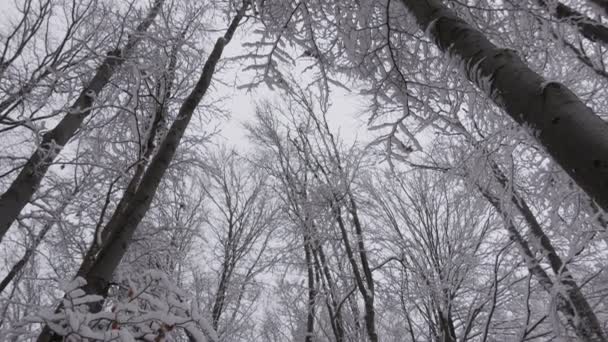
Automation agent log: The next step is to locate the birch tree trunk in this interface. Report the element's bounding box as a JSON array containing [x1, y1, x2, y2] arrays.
[[399, 0, 608, 212], [35, 3, 248, 341], [0, 0, 164, 242]]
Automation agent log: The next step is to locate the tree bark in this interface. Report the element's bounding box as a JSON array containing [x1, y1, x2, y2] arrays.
[[332, 205, 378, 342], [436, 309, 456, 342], [311, 236, 345, 342], [77, 37, 180, 278], [304, 236, 316, 342], [537, 0, 608, 47], [0, 0, 164, 242], [35, 3, 248, 341], [398, 0, 608, 212], [211, 258, 232, 330]]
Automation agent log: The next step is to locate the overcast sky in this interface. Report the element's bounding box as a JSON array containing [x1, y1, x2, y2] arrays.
[[217, 31, 370, 152], [0, 0, 370, 153]]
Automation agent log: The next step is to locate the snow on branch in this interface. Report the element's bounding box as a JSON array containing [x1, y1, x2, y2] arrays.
[[9, 272, 217, 342]]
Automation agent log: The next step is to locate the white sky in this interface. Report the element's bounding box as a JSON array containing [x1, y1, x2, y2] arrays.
[[216, 29, 371, 152]]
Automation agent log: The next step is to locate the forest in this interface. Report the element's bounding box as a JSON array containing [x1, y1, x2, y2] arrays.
[[0, 0, 608, 341]]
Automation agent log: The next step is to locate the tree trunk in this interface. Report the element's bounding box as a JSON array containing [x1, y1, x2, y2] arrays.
[[0, 0, 164, 242], [485, 161, 606, 342], [332, 205, 378, 342], [399, 0, 608, 212], [446, 115, 607, 342], [77, 38, 179, 277], [537, 0, 608, 47], [437, 309, 456, 342], [346, 198, 378, 342], [476, 173, 606, 342], [35, 3, 248, 341], [478, 187, 578, 318], [211, 259, 232, 331], [0, 197, 71, 294], [311, 237, 345, 342], [304, 236, 315, 342]]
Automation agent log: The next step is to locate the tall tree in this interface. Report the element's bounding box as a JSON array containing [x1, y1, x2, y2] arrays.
[[36, 1, 250, 340], [0, 0, 165, 241], [249, 91, 379, 342], [396, 0, 608, 212]]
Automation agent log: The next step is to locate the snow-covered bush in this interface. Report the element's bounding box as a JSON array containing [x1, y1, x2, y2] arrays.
[[11, 271, 217, 342]]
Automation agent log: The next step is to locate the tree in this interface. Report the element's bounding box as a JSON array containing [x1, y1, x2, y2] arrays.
[[0, 0, 165, 241], [248, 90, 379, 342], [34, 1, 251, 340], [535, 0, 608, 47], [396, 0, 608, 212], [2, 0, 608, 340], [199, 149, 277, 336], [366, 169, 506, 342], [246, 0, 608, 213], [0, 0, 98, 128]]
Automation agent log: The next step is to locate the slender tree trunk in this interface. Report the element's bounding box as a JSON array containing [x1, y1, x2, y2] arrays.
[[332, 205, 378, 342], [311, 237, 345, 342], [211, 224, 236, 331], [0, 202, 68, 294], [399, 0, 608, 212], [346, 198, 378, 342], [283, 171, 343, 341], [0, 180, 82, 294], [304, 236, 315, 342], [486, 161, 606, 342], [445, 114, 607, 341], [478, 188, 574, 307], [78, 38, 180, 277], [301, 106, 378, 342], [35, 3, 248, 341], [537, 0, 608, 47], [0, 0, 164, 242], [477, 174, 606, 342], [211, 259, 232, 330], [454, 113, 605, 341]]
